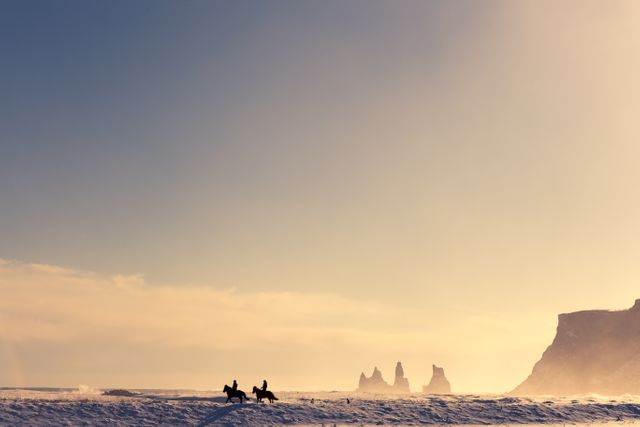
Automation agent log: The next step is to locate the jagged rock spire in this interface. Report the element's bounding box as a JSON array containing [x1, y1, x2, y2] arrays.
[[357, 362, 410, 393], [423, 364, 451, 394]]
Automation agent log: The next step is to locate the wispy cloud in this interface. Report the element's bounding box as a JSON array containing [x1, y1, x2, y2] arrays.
[[0, 259, 395, 348], [0, 259, 554, 391]]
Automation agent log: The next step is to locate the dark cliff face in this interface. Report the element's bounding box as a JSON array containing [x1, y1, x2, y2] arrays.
[[511, 299, 640, 395]]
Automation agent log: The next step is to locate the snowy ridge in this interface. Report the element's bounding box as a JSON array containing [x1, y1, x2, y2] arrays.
[[3, 389, 640, 426]]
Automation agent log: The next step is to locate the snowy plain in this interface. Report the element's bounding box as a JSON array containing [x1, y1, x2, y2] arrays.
[[3, 387, 640, 426]]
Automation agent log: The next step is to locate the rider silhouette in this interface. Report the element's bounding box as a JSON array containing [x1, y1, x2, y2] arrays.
[[262, 380, 268, 391], [232, 380, 238, 391]]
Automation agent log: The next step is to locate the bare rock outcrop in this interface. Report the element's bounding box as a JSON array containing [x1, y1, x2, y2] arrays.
[[358, 366, 390, 392], [357, 362, 410, 393], [511, 299, 640, 395], [422, 364, 451, 394], [393, 361, 410, 392]]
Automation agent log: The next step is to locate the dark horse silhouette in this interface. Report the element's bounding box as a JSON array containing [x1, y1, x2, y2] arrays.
[[252, 386, 279, 403], [223, 384, 249, 403]]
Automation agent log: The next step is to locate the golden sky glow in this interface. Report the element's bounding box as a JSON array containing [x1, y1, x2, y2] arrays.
[[2, 1, 640, 392]]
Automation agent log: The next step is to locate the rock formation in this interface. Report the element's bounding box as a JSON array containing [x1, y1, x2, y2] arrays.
[[357, 362, 410, 393], [423, 364, 451, 394], [511, 299, 640, 395], [393, 361, 410, 392], [358, 366, 389, 392]]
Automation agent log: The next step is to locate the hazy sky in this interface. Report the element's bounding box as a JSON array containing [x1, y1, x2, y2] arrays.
[[2, 0, 640, 392]]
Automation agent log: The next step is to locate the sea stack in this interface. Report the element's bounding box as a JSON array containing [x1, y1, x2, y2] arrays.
[[511, 298, 640, 395], [357, 363, 411, 393], [358, 366, 390, 392], [393, 361, 410, 392], [422, 364, 451, 394]]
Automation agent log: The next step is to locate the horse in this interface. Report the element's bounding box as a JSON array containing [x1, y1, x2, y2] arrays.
[[252, 386, 279, 403], [223, 384, 249, 403]]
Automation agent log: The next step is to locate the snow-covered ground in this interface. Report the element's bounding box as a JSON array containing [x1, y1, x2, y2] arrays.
[[3, 388, 640, 426]]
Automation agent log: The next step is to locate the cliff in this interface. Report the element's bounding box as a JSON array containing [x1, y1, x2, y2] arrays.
[[511, 299, 640, 395]]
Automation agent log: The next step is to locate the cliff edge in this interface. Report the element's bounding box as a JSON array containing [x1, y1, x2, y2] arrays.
[[511, 299, 640, 395]]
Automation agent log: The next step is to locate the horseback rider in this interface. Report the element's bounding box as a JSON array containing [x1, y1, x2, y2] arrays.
[[262, 380, 268, 391], [232, 380, 238, 391]]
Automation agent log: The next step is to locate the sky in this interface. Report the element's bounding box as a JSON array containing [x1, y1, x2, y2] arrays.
[[2, 0, 640, 392]]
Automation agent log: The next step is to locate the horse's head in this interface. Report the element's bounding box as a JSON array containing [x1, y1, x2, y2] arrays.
[[252, 386, 258, 393], [223, 385, 230, 393]]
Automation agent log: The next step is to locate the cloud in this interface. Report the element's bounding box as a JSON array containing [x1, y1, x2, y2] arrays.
[[0, 258, 554, 391], [0, 259, 394, 348]]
